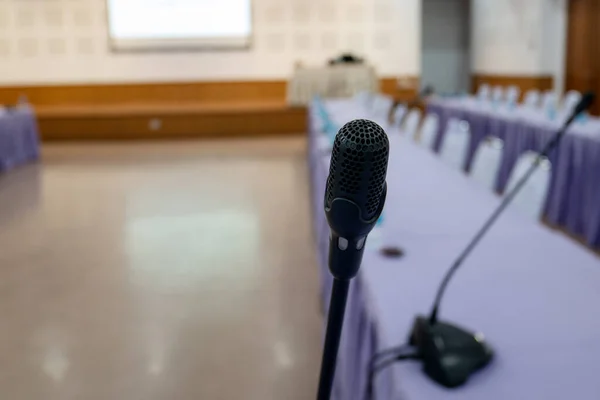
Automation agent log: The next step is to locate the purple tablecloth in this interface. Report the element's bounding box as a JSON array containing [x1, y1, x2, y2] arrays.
[[427, 98, 600, 248], [0, 106, 40, 172], [309, 100, 600, 399]]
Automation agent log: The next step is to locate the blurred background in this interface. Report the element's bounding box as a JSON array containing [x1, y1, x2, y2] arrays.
[[0, 0, 598, 399]]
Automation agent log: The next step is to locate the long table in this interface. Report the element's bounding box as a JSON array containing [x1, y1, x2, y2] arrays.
[[427, 98, 600, 248], [0, 106, 40, 171], [309, 101, 600, 400]]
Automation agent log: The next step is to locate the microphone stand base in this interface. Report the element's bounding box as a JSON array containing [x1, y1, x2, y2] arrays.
[[408, 315, 494, 388]]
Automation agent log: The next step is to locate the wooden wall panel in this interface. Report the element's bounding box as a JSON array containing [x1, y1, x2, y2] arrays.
[[0, 77, 413, 140], [471, 75, 554, 100], [38, 104, 307, 141], [0, 77, 417, 107], [0, 80, 289, 107], [565, 0, 600, 115]]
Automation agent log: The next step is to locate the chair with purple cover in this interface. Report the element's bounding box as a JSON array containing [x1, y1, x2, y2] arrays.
[[504, 151, 552, 221], [561, 90, 582, 115], [470, 137, 504, 191], [440, 119, 470, 171], [390, 104, 407, 129], [0, 108, 8, 170], [477, 84, 491, 101], [541, 90, 558, 112], [523, 89, 541, 108], [491, 86, 504, 103], [505, 85, 520, 106]]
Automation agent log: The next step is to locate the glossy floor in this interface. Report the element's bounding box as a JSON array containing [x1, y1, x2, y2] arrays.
[[0, 137, 322, 399]]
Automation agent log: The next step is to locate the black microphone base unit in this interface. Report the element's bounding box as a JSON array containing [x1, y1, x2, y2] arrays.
[[408, 316, 493, 388]]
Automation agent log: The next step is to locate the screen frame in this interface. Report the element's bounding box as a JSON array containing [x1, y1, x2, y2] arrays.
[[104, 0, 254, 53]]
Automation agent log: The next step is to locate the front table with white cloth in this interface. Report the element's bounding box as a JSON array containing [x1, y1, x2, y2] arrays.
[[427, 97, 600, 248], [308, 101, 600, 400], [287, 65, 377, 106]]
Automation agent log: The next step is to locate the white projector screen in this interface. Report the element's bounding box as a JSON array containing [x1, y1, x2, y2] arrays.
[[106, 0, 253, 51]]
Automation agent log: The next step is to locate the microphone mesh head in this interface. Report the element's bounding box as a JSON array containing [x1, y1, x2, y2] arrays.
[[326, 119, 389, 219]]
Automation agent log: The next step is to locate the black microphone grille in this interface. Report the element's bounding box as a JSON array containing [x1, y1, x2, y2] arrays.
[[326, 119, 389, 218]]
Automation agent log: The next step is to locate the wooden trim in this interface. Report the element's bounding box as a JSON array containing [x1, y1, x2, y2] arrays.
[[0, 76, 418, 107], [565, 0, 600, 115], [0, 77, 415, 140], [471, 74, 554, 100], [0, 80, 289, 106], [38, 102, 307, 141]]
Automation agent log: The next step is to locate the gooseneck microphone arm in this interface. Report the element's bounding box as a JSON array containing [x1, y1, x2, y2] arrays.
[[316, 278, 349, 400], [428, 92, 595, 324], [316, 120, 390, 400]]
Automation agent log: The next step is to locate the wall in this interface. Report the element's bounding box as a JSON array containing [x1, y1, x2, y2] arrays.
[[421, 0, 470, 94], [0, 0, 420, 85], [471, 0, 545, 75], [470, 0, 567, 94], [565, 0, 600, 115], [542, 0, 567, 94]]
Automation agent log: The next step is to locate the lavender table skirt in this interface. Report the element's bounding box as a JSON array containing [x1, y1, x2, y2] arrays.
[[308, 102, 396, 400], [309, 100, 600, 399], [427, 99, 600, 248], [0, 106, 40, 172]]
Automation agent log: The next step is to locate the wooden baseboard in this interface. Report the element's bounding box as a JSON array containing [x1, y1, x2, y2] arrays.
[[0, 77, 416, 140], [1, 76, 419, 107], [471, 74, 554, 99], [38, 102, 307, 141]]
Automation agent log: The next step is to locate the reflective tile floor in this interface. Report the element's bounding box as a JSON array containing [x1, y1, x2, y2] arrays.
[[0, 137, 322, 399]]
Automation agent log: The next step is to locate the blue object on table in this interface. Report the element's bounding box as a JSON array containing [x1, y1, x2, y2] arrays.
[[576, 112, 589, 124], [325, 122, 338, 141]]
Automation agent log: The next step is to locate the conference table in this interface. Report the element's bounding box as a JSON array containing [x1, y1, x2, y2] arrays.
[[309, 100, 600, 400], [0, 105, 40, 171], [427, 97, 600, 249]]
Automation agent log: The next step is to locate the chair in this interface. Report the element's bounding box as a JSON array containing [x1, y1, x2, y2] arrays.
[[477, 84, 490, 101], [541, 90, 557, 112], [522, 90, 541, 108], [370, 94, 394, 123], [401, 108, 422, 138], [504, 151, 551, 220], [417, 113, 439, 149], [505, 85, 520, 105], [391, 104, 407, 128], [440, 119, 470, 170], [470, 137, 504, 191], [561, 90, 581, 115], [491, 86, 504, 103]]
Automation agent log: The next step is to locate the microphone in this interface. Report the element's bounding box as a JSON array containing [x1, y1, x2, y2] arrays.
[[317, 119, 389, 400], [408, 91, 595, 388]]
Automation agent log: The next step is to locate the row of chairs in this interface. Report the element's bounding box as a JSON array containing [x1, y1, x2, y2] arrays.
[[397, 107, 551, 220], [317, 93, 550, 219], [477, 84, 582, 114]]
